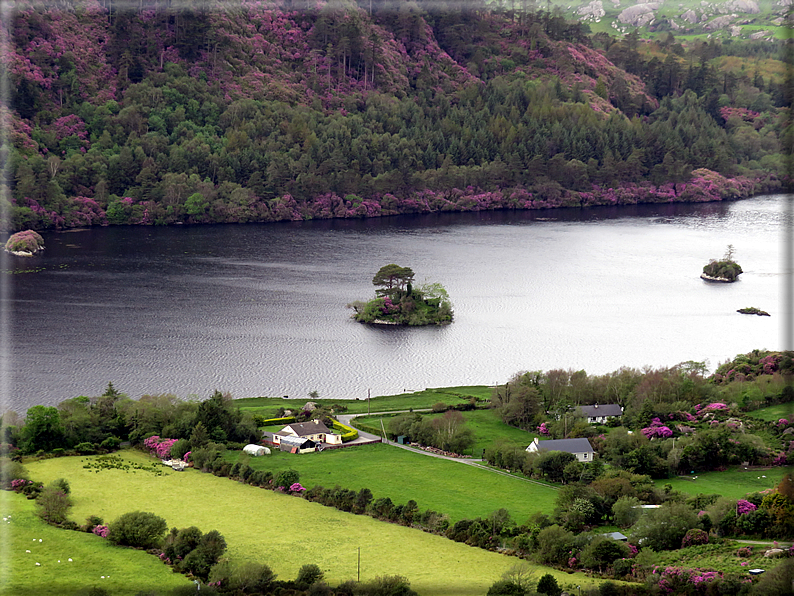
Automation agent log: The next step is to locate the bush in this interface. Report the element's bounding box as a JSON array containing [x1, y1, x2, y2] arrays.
[[75, 442, 97, 455], [99, 437, 121, 451], [296, 563, 324, 588], [108, 511, 167, 549], [84, 515, 104, 532], [487, 580, 526, 595], [36, 484, 73, 525], [179, 530, 226, 581], [51, 478, 70, 494], [0, 458, 28, 489], [209, 560, 275, 593], [537, 573, 562, 596], [612, 558, 633, 578], [681, 528, 709, 548], [275, 469, 300, 489]]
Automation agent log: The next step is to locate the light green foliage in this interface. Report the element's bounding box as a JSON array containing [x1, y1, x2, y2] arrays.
[[36, 482, 73, 525], [629, 501, 699, 551], [611, 496, 641, 528]]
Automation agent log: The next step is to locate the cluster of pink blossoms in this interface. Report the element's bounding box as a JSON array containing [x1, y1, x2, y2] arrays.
[[143, 435, 178, 459], [641, 418, 673, 439]]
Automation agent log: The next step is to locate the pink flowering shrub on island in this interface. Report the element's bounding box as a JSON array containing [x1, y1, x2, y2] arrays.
[[92, 525, 109, 538], [777, 419, 789, 428], [288, 482, 306, 493], [537, 422, 550, 436]]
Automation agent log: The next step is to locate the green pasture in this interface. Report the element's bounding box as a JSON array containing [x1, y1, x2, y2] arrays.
[[353, 408, 538, 456], [228, 442, 557, 523], [233, 386, 493, 418], [746, 403, 793, 422], [0, 491, 191, 596], [654, 466, 794, 500], [25, 451, 598, 596], [657, 541, 788, 574]]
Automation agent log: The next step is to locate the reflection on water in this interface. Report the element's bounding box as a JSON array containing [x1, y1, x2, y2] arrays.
[[3, 195, 786, 412]]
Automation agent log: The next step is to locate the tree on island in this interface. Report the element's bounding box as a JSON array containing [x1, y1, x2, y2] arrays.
[[348, 264, 453, 325], [702, 244, 742, 282], [372, 264, 415, 296]]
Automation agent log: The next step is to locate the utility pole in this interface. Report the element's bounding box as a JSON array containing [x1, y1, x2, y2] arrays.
[[357, 547, 361, 582], [368, 388, 371, 415]]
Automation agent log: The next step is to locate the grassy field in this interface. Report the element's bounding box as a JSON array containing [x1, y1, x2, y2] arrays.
[[24, 450, 600, 596], [657, 541, 789, 574], [746, 403, 793, 422], [226, 442, 558, 522], [0, 491, 192, 596], [233, 386, 493, 418], [352, 408, 539, 456], [653, 466, 794, 500]]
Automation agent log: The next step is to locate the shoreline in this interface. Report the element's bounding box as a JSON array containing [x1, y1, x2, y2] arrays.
[[8, 171, 782, 233]]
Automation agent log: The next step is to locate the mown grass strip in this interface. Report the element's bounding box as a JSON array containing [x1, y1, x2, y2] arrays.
[[26, 450, 599, 596]]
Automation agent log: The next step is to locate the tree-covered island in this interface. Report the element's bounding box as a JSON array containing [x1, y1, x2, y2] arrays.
[[348, 264, 453, 326], [701, 245, 743, 282]]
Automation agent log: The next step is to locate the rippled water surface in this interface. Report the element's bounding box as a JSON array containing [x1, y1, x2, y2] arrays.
[[3, 195, 788, 412]]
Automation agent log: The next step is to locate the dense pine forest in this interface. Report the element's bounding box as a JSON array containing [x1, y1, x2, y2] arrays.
[[3, 0, 791, 231]]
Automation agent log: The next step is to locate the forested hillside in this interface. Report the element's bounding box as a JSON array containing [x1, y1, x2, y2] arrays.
[[3, 0, 790, 231]]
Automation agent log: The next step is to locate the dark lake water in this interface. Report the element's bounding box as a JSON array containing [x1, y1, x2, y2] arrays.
[[2, 195, 788, 413]]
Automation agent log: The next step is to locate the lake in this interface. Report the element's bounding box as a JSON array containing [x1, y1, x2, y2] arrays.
[[2, 194, 787, 413]]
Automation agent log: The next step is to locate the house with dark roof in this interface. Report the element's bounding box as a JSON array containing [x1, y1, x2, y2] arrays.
[[578, 403, 623, 424], [262, 419, 343, 453], [526, 437, 595, 462]]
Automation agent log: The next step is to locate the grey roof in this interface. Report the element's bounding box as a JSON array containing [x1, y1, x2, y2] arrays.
[[579, 404, 623, 418], [533, 438, 594, 454], [284, 420, 331, 436], [603, 532, 628, 541], [279, 435, 316, 448]]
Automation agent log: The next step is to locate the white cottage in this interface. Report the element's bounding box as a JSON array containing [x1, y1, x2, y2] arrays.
[[526, 437, 595, 463]]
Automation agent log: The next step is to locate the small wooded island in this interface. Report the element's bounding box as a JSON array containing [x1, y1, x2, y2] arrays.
[[4, 230, 45, 256], [701, 245, 742, 282], [348, 264, 453, 326]]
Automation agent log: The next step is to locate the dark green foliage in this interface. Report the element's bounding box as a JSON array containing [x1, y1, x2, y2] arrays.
[[296, 563, 324, 588], [20, 406, 64, 454], [108, 511, 167, 549], [180, 530, 226, 581], [536, 573, 561, 596], [51, 477, 70, 494], [487, 580, 526, 596], [579, 536, 630, 572], [208, 560, 275, 594], [274, 469, 300, 489]]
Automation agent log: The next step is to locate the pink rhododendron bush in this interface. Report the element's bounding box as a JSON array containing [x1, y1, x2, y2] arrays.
[[143, 435, 179, 459]]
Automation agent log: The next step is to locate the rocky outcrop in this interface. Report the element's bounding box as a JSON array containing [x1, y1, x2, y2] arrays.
[[618, 2, 660, 26], [681, 9, 699, 23], [704, 15, 738, 30], [577, 0, 606, 20]]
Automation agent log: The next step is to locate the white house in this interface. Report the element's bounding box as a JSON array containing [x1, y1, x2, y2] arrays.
[[577, 403, 623, 424], [262, 419, 343, 453], [526, 437, 595, 463]]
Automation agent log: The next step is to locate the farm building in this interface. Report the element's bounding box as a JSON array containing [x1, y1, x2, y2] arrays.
[[526, 437, 595, 463], [277, 435, 318, 453], [577, 403, 623, 424], [243, 444, 271, 456]]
